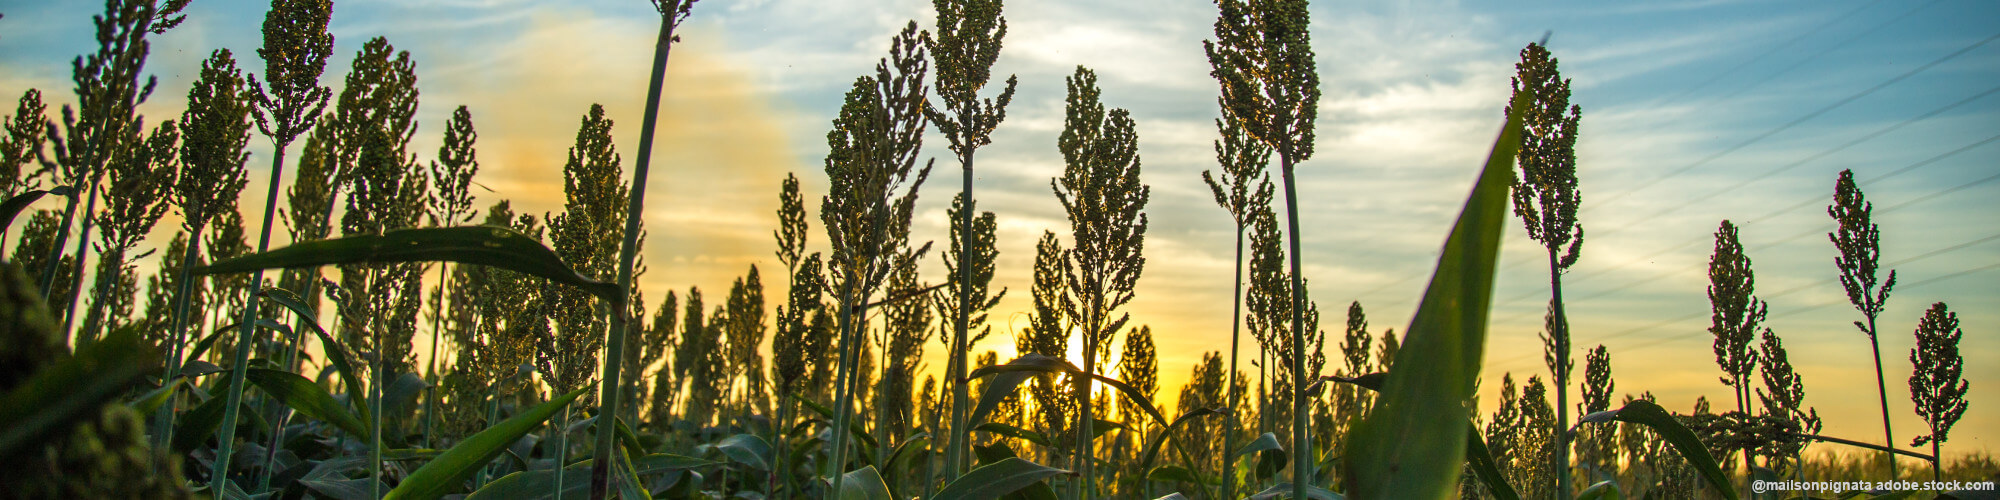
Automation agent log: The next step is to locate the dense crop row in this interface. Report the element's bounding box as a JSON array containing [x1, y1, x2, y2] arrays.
[[0, 0, 1985, 499]]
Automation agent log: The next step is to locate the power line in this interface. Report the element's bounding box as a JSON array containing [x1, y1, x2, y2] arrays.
[[1712, 0, 1949, 103], [1590, 84, 2000, 240], [1591, 29, 2000, 210], [1659, 0, 1886, 103]]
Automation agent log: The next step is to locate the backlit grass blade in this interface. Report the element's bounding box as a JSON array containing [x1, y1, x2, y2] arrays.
[[837, 465, 894, 500], [0, 186, 72, 233], [974, 422, 1057, 449], [384, 385, 591, 500], [1332, 373, 1518, 500], [128, 378, 186, 415], [246, 367, 369, 440], [1235, 432, 1287, 481], [932, 457, 1073, 500], [1574, 399, 1738, 500], [716, 433, 773, 470], [1346, 89, 1529, 500], [0, 323, 153, 458], [194, 226, 621, 305], [260, 287, 368, 422]]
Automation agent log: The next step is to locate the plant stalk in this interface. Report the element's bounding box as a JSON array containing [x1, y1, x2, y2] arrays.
[[213, 142, 289, 495], [945, 146, 974, 485], [1223, 225, 1244, 500], [35, 182, 80, 299], [1866, 315, 1896, 480], [587, 5, 681, 497], [1279, 152, 1309, 500], [57, 186, 99, 341], [1549, 249, 1572, 500], [152, 228, 206, 461]]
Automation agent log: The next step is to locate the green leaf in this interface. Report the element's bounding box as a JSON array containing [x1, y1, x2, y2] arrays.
[[1331, 373, 1517, 500], [172, 391, 226, 452], [0, 325, 154, 458], [1138, 407, 1225, 481], [884, 432, 931, 484], [966, 353, 1171, 428], [837, 465, 893, 500], [1236, 432, 1288, 481], [629, 453, 721, 474], [973, 443, 1019, 465], [259, 287, 369, 423], [716, 432, 773, 470], [1154, 494, 1191, 500], [465, 460, 592, 500], [1574, 399, 1738, 500], [793, 393, 879, 450], [383, 371, 430, 419], [128, 378, 185, 415], [1577, 480, 1623, 500], [196, 226, 619, 304], [384, 385, 590, 500], [0, 186, 71, 232], [1346, 88, 1529, 500], [932, 457, 1073, 500], [246, 367, 369, 440], [974, 421, 1057, 449], [1247, 482, 1344, 500], [302, 477, 386, 500], [615, 442, 653, 500]]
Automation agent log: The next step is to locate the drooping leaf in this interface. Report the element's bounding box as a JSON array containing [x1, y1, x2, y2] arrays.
[[1146, 464, 1212, 485], [383, 385, 590, 500], [1576, 479, 1623, 500], [1574, 399, 1738, 500], [973, 443, 1019, 465], [716, 432, 773, 470], [615, 442, 653, 500], [1236, 432, 1288, 481], [793, 393, 879, 450], [0, 186, 72, 232], [974, 422, 1057, 449], [128, 378, 185, 415], [172, 392, 227, 452], [932, 457, 1073, 500], [1332, 373, 1517, 500], [836, 465, 893, 500], [196, 226, 620, 304], [382, 371, 429, 419], [465, 460, 592, 500], [1346, 89, 1529, 500], [246, 367, 369, 440], [259, 287, 368, 422], [1138, 407, 1225, 482], [0, 325, 154, 458], [965, 353, 1171, 428]]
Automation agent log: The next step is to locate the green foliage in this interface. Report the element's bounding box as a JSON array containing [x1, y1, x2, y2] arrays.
[[177, 49, 254, 232], [2, 89, 50, 197], [247, 0, 335, 148], [1707, 220, 1765, 417], [1754, 328, 1818, 475], [1577, 345, 1620, 476]]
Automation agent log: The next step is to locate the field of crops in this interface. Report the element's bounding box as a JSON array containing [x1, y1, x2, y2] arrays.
[[0, 0, 1991, 499]]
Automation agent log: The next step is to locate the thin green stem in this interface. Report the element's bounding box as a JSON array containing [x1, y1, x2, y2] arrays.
[[946, 148, 974, 486], [588, 5, 682, 497], [1222, 226, 1244, 500], [35, 182, 80, 299], [1549, 249, 1572, 500], [1279, 154, 1308, 500], [423, 261, 450, 449], [213, 143, 289, 495], [57, 186, 99, 342], [1866, 315, 1896, 480], [152, 228, 206, 463]]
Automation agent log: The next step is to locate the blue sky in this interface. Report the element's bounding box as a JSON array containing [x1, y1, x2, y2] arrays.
[[3, 0, 1995, 459]]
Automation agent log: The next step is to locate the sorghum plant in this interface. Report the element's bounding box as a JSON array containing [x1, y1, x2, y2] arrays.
[[1707, 219, 1764, 473], [1909, 302, 1968, 483], [1510, 41, 1586, 498], [1756, 327, 1819, 477], [1021, 230, 1076, 465], [1200, 89, 1274, 498], [421, 105, 478, 447], [924, 0, 1017, 478], [1207, 0, 1321, 492], [1829, 168, 1900, 477], [1577, 345, 1617, 478], [79, 120, 175, 347], [1053, 65, 1148, 498]]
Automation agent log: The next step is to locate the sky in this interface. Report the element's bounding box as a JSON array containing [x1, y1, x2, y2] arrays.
[[2, 0, 1995, 461]]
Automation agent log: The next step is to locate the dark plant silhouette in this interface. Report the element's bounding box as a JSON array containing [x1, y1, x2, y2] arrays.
[[1510, 41, 1586, 498], [1200, 79, 1274, 498], [1909, 302, 1968, 483], [1707, 219, 1764, 476], [1829, 168, 1899, 478]]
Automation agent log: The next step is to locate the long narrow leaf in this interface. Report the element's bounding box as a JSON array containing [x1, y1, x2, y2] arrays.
[[260, 287, 369, 423], [932, 457, 1073, 500], [1574, 399, 1737, 500], [384, 385, 591, 500], [974, 422, 1057, 449], [246, 368, 369, 440], [0, 186, 72, 231], [195, 226, 620, 304], [1346, 89, 1529, 500], [1332, 373, 1518, 500]]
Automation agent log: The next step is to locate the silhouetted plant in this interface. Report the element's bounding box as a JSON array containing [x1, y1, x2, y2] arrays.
[[724, 265, 768, 422], [1332, 301, 1372, 469], [11, 212, 77, 323], [1755, 327, 1818, 478], [925, 0, 1017, 479], [1829, 168, 1900, 478], [1707, 219, 1764, 477], [540, 103, 628, 496], [159, 48, 253, 453], [1207, 0, 1321, 492], [1577, 345, 1617, 479], [819, 22, 933, 489], [1201, 80, 1274, 498], [1490, 373, 1557, 499], [1116, 324, 1158, 492], [1020, 230, 1077, 465], [420, 105, 478, 448], [1052, 65, 1148, 498], [1909, 302, 1968, 483], [770, 172, 824, 494], [3, 89, 49, 206], [79, 120, 175, 346], [1508, 41, 1586, 498], [644, 290, 680, 428]]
